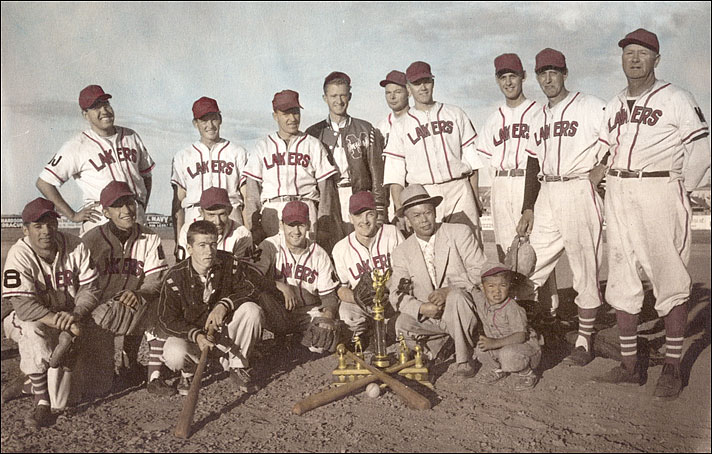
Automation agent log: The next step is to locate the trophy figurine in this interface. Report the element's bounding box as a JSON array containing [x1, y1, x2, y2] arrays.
[[371, 268, 392, 368]]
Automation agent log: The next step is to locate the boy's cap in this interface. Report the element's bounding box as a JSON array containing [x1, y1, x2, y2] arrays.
[[481, 264, 511, 279]]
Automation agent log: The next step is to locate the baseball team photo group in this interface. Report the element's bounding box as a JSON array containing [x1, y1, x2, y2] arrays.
[[1, 2, 711, 452]]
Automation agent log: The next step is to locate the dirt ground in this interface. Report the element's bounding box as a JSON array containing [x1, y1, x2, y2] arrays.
[[1, 227, 710, 453]]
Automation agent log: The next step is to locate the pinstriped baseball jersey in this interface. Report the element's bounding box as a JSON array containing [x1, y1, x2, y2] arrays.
[[376, 112, 403, 149], [2, 233, 99, 313], [243, 132, 337, 202], [176, 218, 253, 261], [82, 223, 168, 300], [253, 233, 339, 305], [170, 139, 248, 211], [525, 92, 606, 176], [474, 100, 541, 171], [332, 224, 404, 288], [383, 102, 484, 186], [599, 80, 709, 173], [39, 127, 154, 207]]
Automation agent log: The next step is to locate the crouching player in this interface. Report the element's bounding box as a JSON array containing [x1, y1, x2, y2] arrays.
[[157, 221, 265, 395], [2, 198, 101, 429], [474, 265, 542, 391]]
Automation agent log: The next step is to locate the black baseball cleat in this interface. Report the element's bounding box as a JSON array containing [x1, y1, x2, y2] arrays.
[[1, 375, 32, 404], [25, 404, 53, 430], [653, 363, 683, 401], [146, 378, 177, 396], [229, 368, 259, 394], [592, 363, 645, 386], [563, 346, 594, 366]]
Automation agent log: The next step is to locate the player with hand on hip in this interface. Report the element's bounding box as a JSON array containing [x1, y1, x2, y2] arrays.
[[36, 85, 154, 236], [594, 29, 710, 399], [516, 48, 607, 367], [171, 97, 249, 259]]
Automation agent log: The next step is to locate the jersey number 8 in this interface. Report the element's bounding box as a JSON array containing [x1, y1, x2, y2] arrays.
[[3, 269, 21, 289]]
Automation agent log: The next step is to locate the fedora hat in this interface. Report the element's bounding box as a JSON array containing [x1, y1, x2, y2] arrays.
[[396, 184, 442, 216]]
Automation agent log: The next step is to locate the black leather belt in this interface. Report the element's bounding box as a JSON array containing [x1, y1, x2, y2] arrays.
[[496, 169, 525, 177], [337, 181, 352, 188], [266, 195, 304, 203], [538, 175, 582, 182], [607, 169, 670, 178]]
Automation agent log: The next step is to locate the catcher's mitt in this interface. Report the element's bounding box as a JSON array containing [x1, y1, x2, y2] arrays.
[[91, 292, 148, 336], [504, 235, 536, 277], [300, 316, 342, 353], [353, 272, 377, 312]]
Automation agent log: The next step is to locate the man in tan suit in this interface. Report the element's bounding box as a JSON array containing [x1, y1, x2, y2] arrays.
[[389, 184, 486, 377]]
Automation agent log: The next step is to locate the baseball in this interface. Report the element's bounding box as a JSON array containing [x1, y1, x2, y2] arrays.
[[365, 383, 381, 398]]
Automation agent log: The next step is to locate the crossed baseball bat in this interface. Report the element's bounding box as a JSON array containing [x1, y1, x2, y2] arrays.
[[293, 346, 431, 415]]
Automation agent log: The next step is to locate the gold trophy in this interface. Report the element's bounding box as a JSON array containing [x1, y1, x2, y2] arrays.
[[371, 269, 392, 368]]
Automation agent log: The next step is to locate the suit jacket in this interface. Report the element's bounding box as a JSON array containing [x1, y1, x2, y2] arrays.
[[389, 223, 486, 321]]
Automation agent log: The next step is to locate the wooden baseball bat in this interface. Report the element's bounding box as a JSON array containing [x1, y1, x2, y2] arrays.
[[346, 350, 431, 410], [174, 327, 215, 439], [292, 359, 416, 415]]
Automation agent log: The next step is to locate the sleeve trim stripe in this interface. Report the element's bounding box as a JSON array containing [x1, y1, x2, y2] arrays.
[[79, 272, 99, 284], [383, 151, 405, 158], [140, 163, 155, 174], [243, 171, 262, 182], [144, 265, 169, 275], [170, 179, 185, 190], [42, 167, 66, 184], [2, 291, 36, 297], [682, 127, 709, 144], [316, 169, 338, 182], [462, 134, 478, 147], [598, 138, 610, 146], [477, 148, 492, 156], [318, 284, 340, 295]]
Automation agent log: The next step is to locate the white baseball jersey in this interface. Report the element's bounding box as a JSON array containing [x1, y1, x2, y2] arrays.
[[525, 92, 606, 176], [39, 127, 154, 207], [376, 111, 407, 149], [176, 218, 253, 261], [82, 223, 168, 299], [2, 233, 99, 316], [244, 132, 338, 202], [170, 139, 248, 211], [332, 224, 404, 289], [474, 100, 541, 171], [253, 233, 339, 306], [600, 80, 710, 181], [383, 102, 485, 186]]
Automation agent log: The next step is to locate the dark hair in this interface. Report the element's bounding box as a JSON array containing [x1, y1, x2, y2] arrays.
[[187, 220, 218, 245], [535, 66, 568, 75], [323, 78, 351, 93]]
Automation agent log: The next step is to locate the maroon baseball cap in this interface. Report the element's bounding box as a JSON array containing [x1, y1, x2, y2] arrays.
[[481, 264, 511, 279], [272, 90, 303, 112], [79, 85, 112, 110], [199, 187, 231, 210], [349, 191, 377, 215], [535, 48, 567, 73], [282, 201, 309, 225], [100, 181, 135, 207], [192, 97, 220, 119], [494, 53, 524, 75], [406, 61, 434, 83], [324, 71, 351, 87], [22, 198, 60, 223], [379, 70, 407, 88], [618, 28, 659, 54]]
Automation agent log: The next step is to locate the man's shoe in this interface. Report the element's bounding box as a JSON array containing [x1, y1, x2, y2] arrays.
[[1, 375, 32, 404], [654, 363, 682, 401], [25, 404, 52, 430], [474, 367, 507, 384], [592, 364, 644, 386], [511, 369, 538, 391], [146, 378, 177, 396], [177, 374, 192, 396], [230, 368, 259, 393], [563, 346, 594, 366], [454, 362, 476, 378]]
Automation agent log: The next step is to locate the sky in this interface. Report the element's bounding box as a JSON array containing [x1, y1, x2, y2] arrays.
[[1, 1, 710, 215]]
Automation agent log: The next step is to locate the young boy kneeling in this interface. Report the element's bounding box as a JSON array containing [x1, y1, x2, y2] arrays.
[[474, 265, 542, 391]]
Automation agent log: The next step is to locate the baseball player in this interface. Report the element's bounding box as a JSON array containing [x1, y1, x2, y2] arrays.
[[157, 220, 266, 395], [250, 201, 342, 354], [332, 191, 404, 339], [176, 187, 253, 261], [2, 198, 100, 429], [82, 181, 172, 395], [306, 71, 388, 229], [516, 48, 607, 367], [383, 61, 486, 244], [376, 70, 411, 149], [36, 85, 155, 236], [473, 53, 560, 314], [594, 29, 710, 399], [243, 90, 341, 250], [171, 97, 249, 256]]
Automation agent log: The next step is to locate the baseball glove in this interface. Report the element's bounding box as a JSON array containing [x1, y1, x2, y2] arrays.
[[91, 292, 148, 336], [504, 235, 536, 277], [300, 317, 341, 353], [353, 272, 377, 312]]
